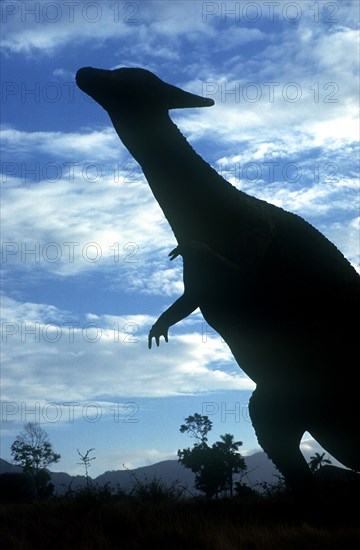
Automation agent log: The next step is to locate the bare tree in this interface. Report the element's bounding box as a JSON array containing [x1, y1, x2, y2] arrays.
[[10, 422, 60, 497], [11, 422, 60, 475], [77, 448, 95, 486]]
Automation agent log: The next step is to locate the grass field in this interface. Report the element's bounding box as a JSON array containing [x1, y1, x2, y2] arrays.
[[1, 488, 359, 550]]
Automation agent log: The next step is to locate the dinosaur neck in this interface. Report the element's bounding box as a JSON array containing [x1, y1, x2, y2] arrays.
[[110, 110, 240, 244]]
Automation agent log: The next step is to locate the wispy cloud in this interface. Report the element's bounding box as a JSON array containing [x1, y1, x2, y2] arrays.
[[1, 296, 254, 406], [1, 2, 137, 54], [1, 125, 180, 292], [1, 126, 119, 160], [0, 1, 211, 55]]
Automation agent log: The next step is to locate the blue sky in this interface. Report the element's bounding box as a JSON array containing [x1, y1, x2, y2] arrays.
[[1, 1, 359, 477]]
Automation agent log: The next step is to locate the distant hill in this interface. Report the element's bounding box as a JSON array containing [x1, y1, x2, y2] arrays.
[[1, 451, 281, 495], [96, 459, 197, 496], [2, 448, 344, 496], [0, 459, 22, 474]]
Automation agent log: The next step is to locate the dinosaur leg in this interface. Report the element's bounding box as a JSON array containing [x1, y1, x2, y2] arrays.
[[249, 386, 311, 487]]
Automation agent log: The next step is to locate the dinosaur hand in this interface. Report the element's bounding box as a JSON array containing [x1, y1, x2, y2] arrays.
[[168, 247, 180, 261], [169, 241, 211, 261], [148, 322, 169, 349]]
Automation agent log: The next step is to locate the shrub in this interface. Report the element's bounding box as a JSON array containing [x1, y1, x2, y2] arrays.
[[0, 472, 37, 503]]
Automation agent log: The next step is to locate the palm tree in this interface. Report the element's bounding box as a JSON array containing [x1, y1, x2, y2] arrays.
[[214, 433, 246, 497], [308, 452, 332, 473]]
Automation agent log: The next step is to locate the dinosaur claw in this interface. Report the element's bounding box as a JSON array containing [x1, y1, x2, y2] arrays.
[[169, 247, 180, 260], [148, 324, 169, 349]]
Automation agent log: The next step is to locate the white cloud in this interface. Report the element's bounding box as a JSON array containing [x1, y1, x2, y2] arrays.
[[1, 2, 134, 54], [1, 126, 181, 295], [1, 296, 253, 406], [2, 0, 357, 60], [52, 68, 74, 80], [320, 217, 360, 271], [0, 1, 211, 55], [2, 106, 358, 287], [1, 126, 119, 160], [177, 21, 358, 156]]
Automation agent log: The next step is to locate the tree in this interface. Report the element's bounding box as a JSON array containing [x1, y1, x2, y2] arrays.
[[178, 442, 227, 499], [308, 452, 332, 473], [178, 414, 247, 498], [213, 433, 246, 497], [179, 413, 212, 444], [10, 422, 60, 497]]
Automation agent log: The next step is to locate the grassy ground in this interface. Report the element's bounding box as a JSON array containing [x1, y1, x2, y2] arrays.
[[1, 491, 359, 550]]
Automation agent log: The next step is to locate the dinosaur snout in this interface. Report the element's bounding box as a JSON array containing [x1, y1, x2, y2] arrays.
[[76, 67, 94, 92], [76, 67, 119, 109], [76, 67, 116, 94]]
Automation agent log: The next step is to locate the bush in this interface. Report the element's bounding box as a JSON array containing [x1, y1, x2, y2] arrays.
[[72, 481, 113, 504], [0, 472, 37, 503], [130, 475, 185, 502]]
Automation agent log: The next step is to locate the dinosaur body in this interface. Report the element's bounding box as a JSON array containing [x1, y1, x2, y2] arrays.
[[76, 67, 360, 486]]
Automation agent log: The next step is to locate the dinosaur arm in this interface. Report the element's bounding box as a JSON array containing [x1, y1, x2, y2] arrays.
[[148, 294, 198, 349], [173, 241, 243, 275]]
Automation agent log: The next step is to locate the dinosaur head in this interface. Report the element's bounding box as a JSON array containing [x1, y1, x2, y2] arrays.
[[76, 67, 214, 115]]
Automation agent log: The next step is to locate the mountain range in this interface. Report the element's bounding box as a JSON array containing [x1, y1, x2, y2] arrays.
[[0, 451, 284, 495]]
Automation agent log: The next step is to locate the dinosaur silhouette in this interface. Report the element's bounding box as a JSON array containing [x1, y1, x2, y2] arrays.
[[76, 67, 360, 486]]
